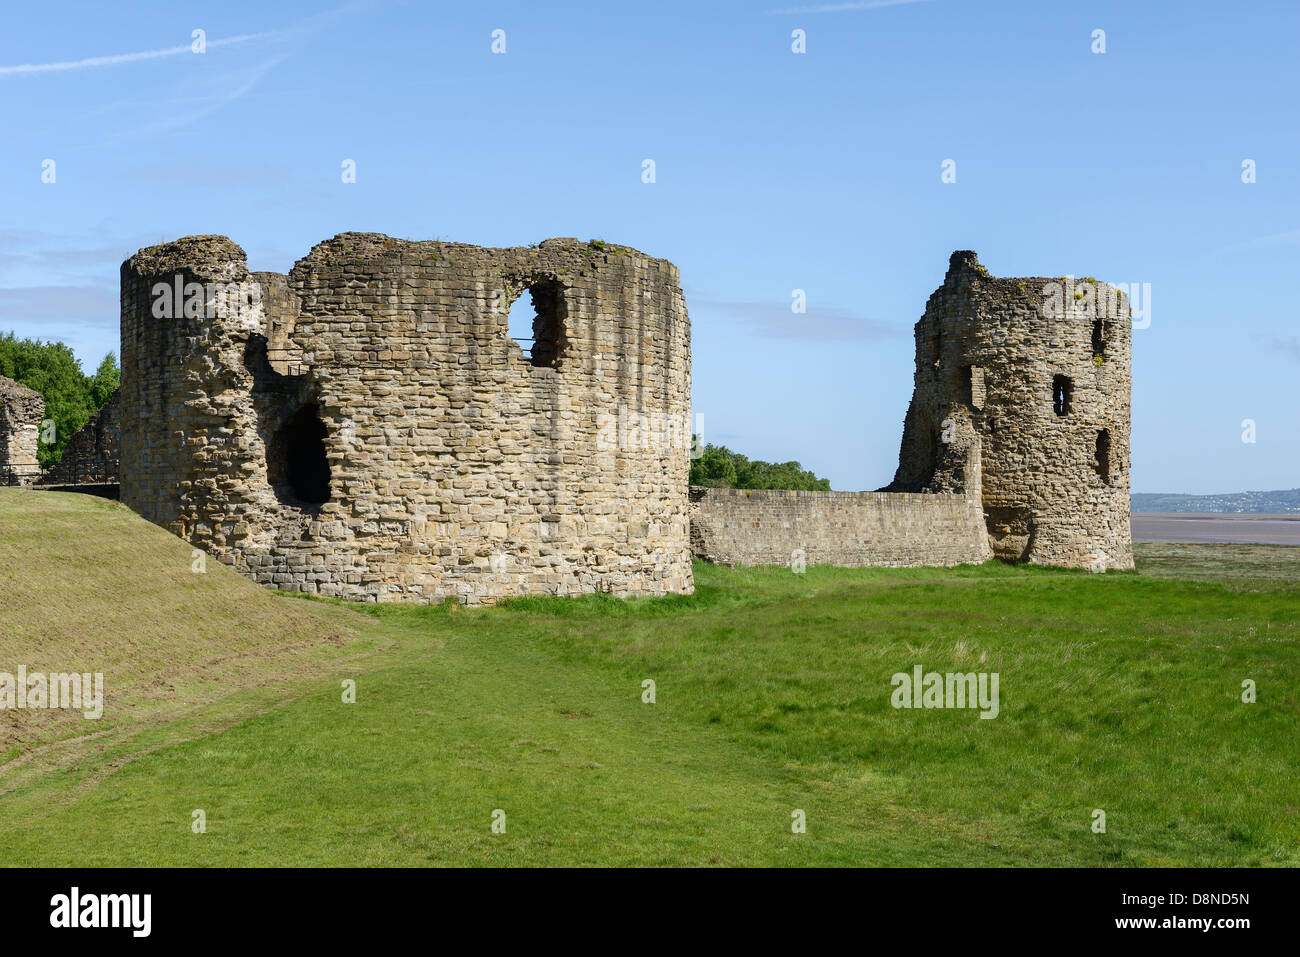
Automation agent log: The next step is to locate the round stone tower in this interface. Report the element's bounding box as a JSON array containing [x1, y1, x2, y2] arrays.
[[887, 250, 1133, 571], [120, 233, 694, 602]]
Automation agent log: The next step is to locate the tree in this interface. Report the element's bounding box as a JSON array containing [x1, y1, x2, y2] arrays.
[[689, 442, 831, 491], [690, 443, 738, 488], [89, 352, 120, 408]]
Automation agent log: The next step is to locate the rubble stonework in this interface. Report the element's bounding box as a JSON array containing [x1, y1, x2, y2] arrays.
[[117, 238, 1130, 597], [691, 251, 1133, 572], [689, 487, 991, 567], [119, 233, 694, 603], [40, 388, 120, 485], [883, 250, 1133, 570], [0, 375, 44, 486]]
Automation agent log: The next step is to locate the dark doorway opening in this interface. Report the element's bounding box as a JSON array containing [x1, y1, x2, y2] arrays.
[[271, 404, 331, 506]]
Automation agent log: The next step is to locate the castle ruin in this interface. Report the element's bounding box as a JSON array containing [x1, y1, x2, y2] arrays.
[[119, 233, 694, 603], [691, 251, 1133, 572], [886, 250, 1132, 569], [111, 239, 1132, 603]]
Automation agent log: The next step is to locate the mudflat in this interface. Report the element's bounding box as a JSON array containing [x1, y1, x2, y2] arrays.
[[1132, 512, 1300, 545]]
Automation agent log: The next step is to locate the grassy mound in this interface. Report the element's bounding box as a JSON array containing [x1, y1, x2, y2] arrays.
[[0, 489, 374, 769]]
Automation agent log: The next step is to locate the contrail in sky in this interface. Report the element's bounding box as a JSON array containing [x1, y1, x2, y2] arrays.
[[0, 31, 279, 76]]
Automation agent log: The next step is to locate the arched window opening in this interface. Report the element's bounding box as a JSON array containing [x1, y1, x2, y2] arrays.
[[507, 279, 567, 369]]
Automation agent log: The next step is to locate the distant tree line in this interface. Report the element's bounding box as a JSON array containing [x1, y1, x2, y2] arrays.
[[690, 442, 831, 491], [0, 332, 120, 468]]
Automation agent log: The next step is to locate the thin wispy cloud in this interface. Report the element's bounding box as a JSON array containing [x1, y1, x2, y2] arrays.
[[1246, 228, 1300, 246], [117, 53, 292, 140], [1273, 336, 1300, 364], [1206, 228, 1300, 260], [0, 228, 144, 282], [0, 32, 280, 77], [0, 244, 126, 276], [0, 229, 153, 365], [0, 284, 117, 320], [765, 0, 929, 15]]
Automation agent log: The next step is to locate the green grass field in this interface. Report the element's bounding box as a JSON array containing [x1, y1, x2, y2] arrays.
[[1, 490, 1296, 866]]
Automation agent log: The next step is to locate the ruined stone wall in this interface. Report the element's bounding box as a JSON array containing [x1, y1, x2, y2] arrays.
[[41, 389, 120, 485], [688, 250, 1132, 573], [120, 233, 693, 603], [690, 487, 992, 568], [886, 251, 1133, 570], [0, 375, 44, 486]]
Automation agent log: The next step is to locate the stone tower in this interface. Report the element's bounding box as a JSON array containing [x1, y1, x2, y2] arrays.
[[120, 233, 693, 603], [887, 251, 1133, 571], [0, 375, 45, 486]]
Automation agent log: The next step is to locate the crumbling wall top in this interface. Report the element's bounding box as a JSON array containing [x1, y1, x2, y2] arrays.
[[290, 231, 676, 276], [941, 249, 1128, 302], [0, 375, 43, 413], [125, 235, 249, 277]]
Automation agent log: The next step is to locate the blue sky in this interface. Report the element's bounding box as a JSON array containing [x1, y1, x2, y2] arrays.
[[1, 0, 1296, 494]]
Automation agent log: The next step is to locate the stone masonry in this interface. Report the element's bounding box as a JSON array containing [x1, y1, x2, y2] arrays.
[[0, 375, 44, 486], [690, 488, 991, 567], [117, 239, 1129, 595], [884, 251, 1133, 570], [40, 388, 120, 485], [120, 233, 694, 603], [692, 251, 1133, 572]]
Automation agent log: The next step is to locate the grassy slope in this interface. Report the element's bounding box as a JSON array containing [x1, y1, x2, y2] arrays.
[[1, 491, 1296, 866], [0, 489, 383, 776]]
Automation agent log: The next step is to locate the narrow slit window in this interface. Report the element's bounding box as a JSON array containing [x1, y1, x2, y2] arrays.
[[1092, 318, 1109, 357], [1095, 428, 1112, 484], [1052, 375, 1072, 416]]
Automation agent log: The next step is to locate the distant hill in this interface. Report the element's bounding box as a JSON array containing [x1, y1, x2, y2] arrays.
[[1132, 489, 1300, 513]]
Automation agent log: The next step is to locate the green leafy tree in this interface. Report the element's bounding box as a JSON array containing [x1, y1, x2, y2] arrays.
[[689, 442, 738, 488], [89, 352, 120, 408], [0, 333, 118, 468], [689, 441, 831, 491]]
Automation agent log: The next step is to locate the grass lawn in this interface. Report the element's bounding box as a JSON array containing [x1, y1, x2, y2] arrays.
[[1, 490, 1297, 865]]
